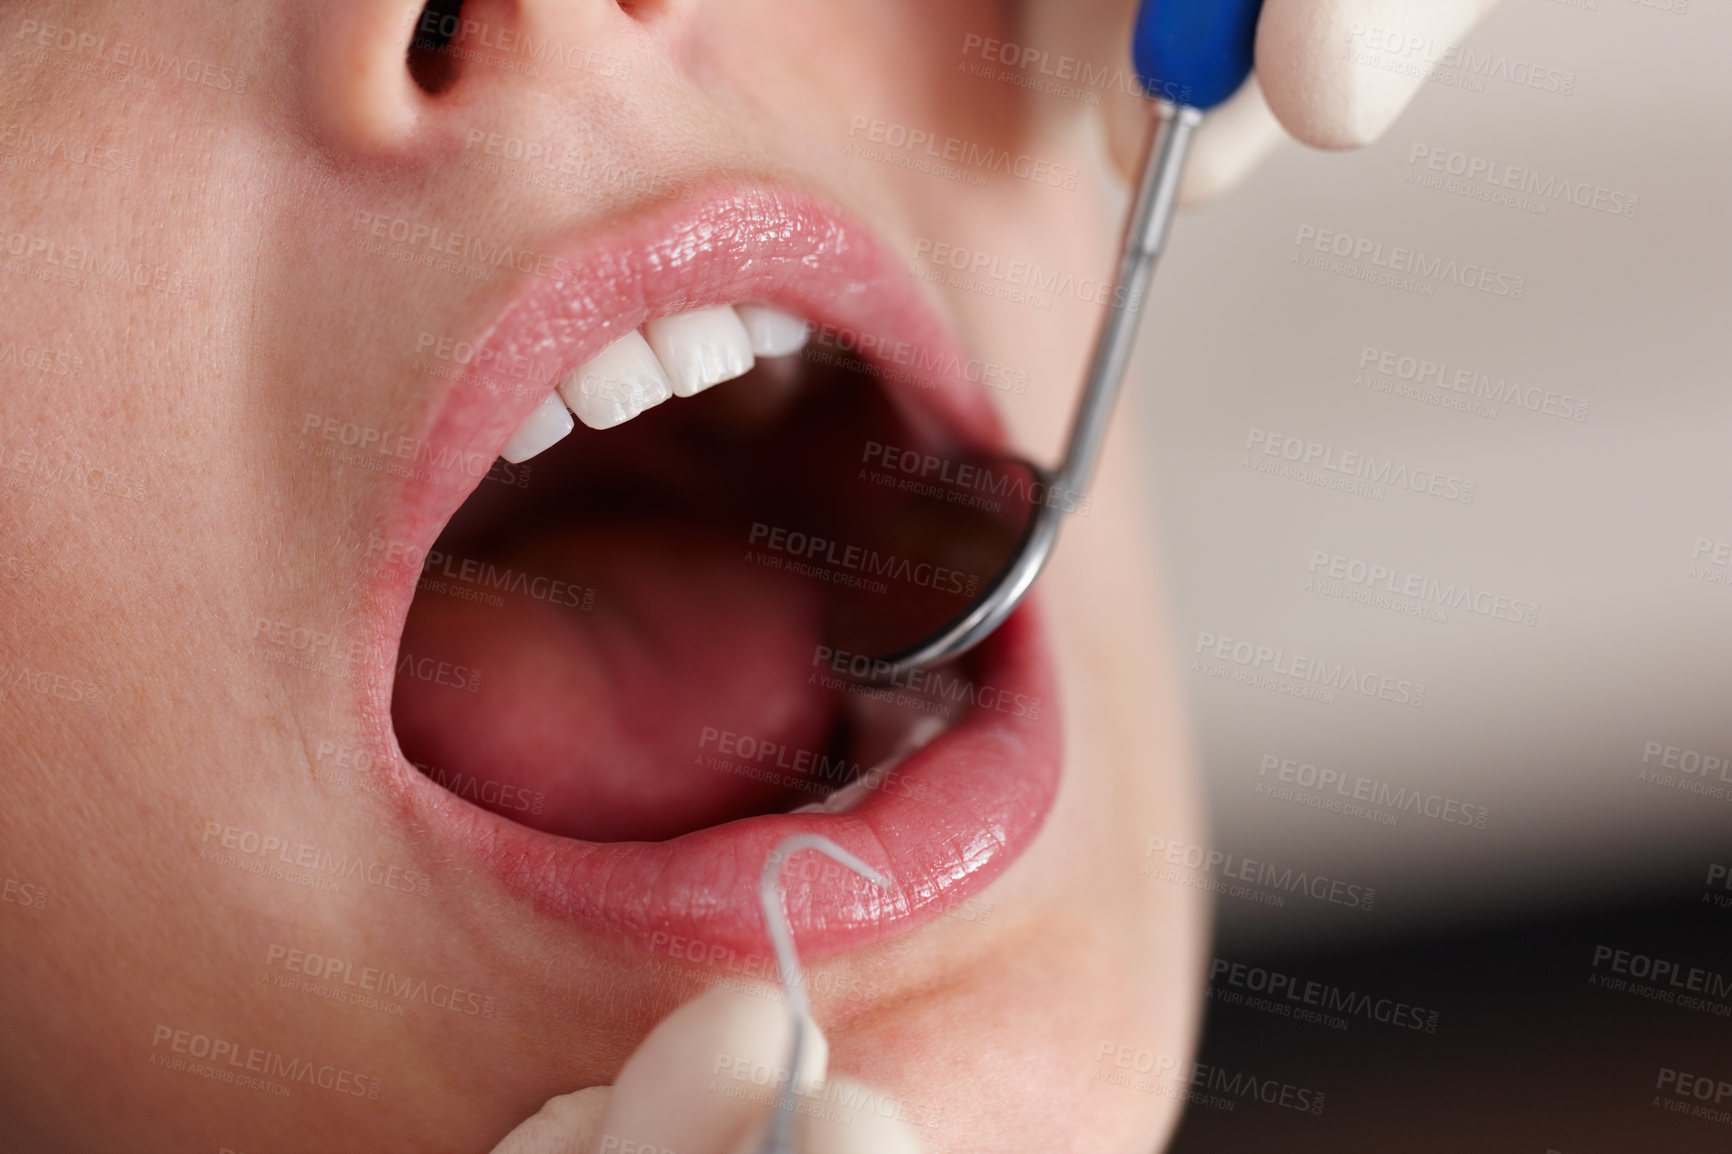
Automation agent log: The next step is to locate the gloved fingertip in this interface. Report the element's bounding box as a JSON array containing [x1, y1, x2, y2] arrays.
[[487, 1086, 611, 1154], [595, 983, 827, 1153], [1255, 0, 1498, 149]]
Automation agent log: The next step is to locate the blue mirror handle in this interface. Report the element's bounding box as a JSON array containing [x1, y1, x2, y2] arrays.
[[1133, 0, 1266, 110]]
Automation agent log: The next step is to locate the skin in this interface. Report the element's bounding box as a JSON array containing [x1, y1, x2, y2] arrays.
[[0, 0, 1498, 1150]]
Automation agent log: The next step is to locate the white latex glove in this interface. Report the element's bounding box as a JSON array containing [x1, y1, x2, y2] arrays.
[[1100, 0, 1508, 202], [489, 985, 921, 1154]]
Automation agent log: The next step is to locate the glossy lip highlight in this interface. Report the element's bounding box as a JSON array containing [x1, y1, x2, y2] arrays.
[[359, 181, 1064, 960]]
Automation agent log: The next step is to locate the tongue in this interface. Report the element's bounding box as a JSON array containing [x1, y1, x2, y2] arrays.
[[391, 521, 844, 842]]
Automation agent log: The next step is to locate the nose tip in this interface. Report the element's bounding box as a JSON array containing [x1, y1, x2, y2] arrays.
[[305, 0, 652, 154], [305, 0, 429, 150]]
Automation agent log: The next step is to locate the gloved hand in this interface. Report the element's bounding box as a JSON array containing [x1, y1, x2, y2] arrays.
[[1097, 0, 1508, 201], [488, 984, 921, 1154]]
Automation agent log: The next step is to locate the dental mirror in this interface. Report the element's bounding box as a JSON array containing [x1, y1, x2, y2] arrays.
[[823, 104, 1199, 683]]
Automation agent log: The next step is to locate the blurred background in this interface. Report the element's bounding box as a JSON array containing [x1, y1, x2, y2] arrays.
[[1133, 0, 1732, 1149]]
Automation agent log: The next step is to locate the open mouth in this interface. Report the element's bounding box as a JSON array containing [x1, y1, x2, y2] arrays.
[[366, 184, 1062, 960]]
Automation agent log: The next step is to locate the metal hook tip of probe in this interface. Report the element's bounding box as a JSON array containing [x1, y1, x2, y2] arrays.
[[755, 835, 893, 1154]]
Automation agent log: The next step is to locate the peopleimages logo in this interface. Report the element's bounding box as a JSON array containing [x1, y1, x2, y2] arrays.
[[149, 1025, 381, 1099], [1244, 428, 1476, 504], [1210, 957, 1441, 1033], [1591, 945, 1732, 999], [862, 440, 1089, 514], [1641, 740, 1732, 784], [351, 211, 576, 281], [2, 876, 48, 910], [803, 321, 1029, 394], [1357, 346, 1588, 422], [0, 120, 135, 178], [1307, 550, 1539, 627], [811, 647, 1044, 721], [199, 821, 432, 896], [419, 549, 596, 611], [1293, 225, 1526, 299], [416, 11, 631, 77], [958, 33, 1193, 105], [1343, 22, 1575, 96], [1194, 630, 1426, 709], [0, 336, 82, 376], [415, 330, 558, 387], [0, 224, 194, 296], [1186, 1063, 1327, 1115], [1257, 753, 1490, 830], [849, 120, 1079, 189], [911, 238, 1135, 307], [696, 726, 929, 803], [1089, 1044, 1326, 1115], [1406, 144, 1638, 220], [1689, 537, 1732, 589], [1144, 837, 1376, 911], [264, 945, 497, 1018], [748, 522, 979, 598], [1655, 1066, 1732, 1116], [300, 411, 531, 488], [14, 20, 249, 92]]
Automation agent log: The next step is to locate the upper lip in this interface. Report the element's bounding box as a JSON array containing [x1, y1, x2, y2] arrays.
[[357, 179, 1063, 962]]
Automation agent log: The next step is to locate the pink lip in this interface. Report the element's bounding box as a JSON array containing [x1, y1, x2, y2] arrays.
[[359, 182, 1063, 960]]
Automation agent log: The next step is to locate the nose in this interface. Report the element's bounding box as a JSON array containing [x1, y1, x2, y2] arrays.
[[305, 0, 659, 153]]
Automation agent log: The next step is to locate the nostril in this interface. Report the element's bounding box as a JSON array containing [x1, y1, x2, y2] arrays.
[[408, 0, 466, 96]]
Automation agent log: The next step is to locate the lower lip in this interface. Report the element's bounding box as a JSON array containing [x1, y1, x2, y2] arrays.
[[369, 603, 1061, 962]]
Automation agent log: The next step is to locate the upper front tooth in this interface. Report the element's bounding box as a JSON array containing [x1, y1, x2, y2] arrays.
[[734, 304, 810, 358], [643, 306, 755, 398], [559, 330, 673, 430], [500, 392, 575, 463]]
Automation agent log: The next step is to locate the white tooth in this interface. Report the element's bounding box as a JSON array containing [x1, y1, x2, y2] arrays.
[[642, 306, 755, 398], [558, 330, 673, 430], [734, 304, 810, 358], [500, 392, 574, 463]]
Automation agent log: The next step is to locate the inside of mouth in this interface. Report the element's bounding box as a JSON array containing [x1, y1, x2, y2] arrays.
[[389, 345, 1037, 843]]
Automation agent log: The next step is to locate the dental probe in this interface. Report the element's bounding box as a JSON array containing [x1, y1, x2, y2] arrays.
[[859, 0, 1267, 681], [755, 835, 893, 1154]]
